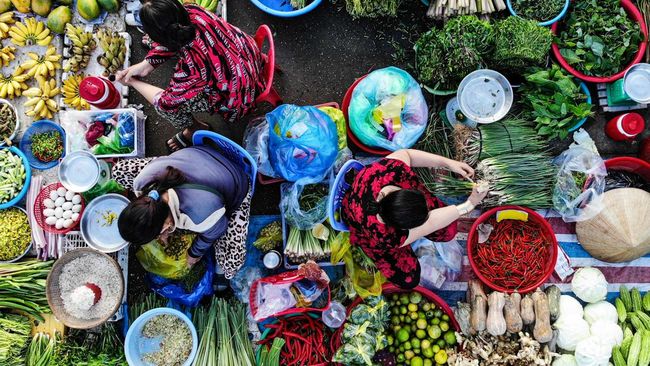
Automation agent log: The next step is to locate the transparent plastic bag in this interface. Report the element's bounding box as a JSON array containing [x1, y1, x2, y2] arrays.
[[243, 116, 276, 178], [267, 104, 339, 183], [348, 67, 428, 151], [231, 267, 263, 304], [553, 129, 606, 222], [413, 239, 463, 289], [280, 178, 331, 230]]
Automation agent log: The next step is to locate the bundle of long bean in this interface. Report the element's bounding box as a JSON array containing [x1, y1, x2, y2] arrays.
[[0, 260, 52, 321], [0, 312, 31, 366], [428, 154, 556, 208], [454, 118, 548, 166]]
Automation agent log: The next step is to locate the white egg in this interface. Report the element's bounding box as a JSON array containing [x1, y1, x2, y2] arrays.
[[71, 213, 79, 221], [43, 199, 55, 208], [54, 197, 65, 207], [63, 219, 74, 229], [57, 187, 67, 197], [49, 191, 59, 201], [72, 195, 82, 204], [62, 202, 73, 211], [62, 210, 72, 219], [55, 218, 64, 229], [45, 216, 57, 226], [72, 204, 82, 213], [43, 208, 55, 217], [65, 190, 75, 201], [54, 207, 63, 218]]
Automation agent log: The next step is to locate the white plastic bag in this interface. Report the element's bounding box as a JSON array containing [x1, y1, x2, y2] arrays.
[[552, 129, 606, 222], [243, 116, 276, 178], [414, 239, 463, 289]]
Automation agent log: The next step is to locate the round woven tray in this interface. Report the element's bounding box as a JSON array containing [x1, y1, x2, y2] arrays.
[[46, 248, 124, 329]]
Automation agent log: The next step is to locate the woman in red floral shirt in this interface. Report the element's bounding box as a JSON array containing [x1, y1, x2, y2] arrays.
[[342, 149, 487, 289], [116, 0, 264, 151]]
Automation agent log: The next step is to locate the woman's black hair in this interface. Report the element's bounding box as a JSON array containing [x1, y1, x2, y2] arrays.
[[367, 189, 429, 230], [118, 166, 187, 245], [140, 0, 196, 51]]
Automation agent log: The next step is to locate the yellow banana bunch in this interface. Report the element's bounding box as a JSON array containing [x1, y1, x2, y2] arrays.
[[0, 45, 16, 67], [96, 28, 126, 77], [0, 12, 15, 39], [20, 45, 61, 78], [0, 66, 29, 99], [9, 17, 52, 46], [63, 24, 96, 72], [62, 74, 89, 110], [23, 76, 59, 120], [195, 0, 218, 12]]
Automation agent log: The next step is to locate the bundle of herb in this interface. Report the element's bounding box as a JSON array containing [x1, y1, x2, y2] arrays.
[[290, 0, 308, 9], [557, 0, 643, 77], [490, 16, 552, 69], [0, 312, 31, 366], [453, 117, 548, 166], [415, 16, 492, 92], [519, 65, 593, 140], [215, 299, 256, 366], [510, 0, 565, 22], [51, 323, 127, 366], [344, 0, 400, 18]]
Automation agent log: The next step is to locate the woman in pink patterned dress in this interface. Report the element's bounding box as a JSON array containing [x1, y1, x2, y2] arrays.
[[116, 0, 264, 151], [342, 149, 487, 289]]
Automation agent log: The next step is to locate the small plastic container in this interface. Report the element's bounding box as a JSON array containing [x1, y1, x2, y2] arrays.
[[322, 301, 346, 328], [624, 63, 650, 104]]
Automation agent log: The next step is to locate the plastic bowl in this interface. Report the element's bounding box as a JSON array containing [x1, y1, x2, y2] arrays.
[[467, 206, 558, 294], [249, 0, 323, 17], [605, 156, 650, 182], [341, 75, 391, 156], [20, 120, 66, 170], [0, 99, 19, 147], [0, 147, 31, 210], [125, 308, 198, 366], [506, 0, 570, 26], [551, 0, 649, 83], [568, 82, 592, 132], [0, 207, 33, 263]]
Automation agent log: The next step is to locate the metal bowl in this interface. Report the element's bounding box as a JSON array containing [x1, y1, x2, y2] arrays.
[[0, 99, 19, 147], [58, 150, 100, 193], [457, 69, 513, 124], [80, 193, 130, 253], [624, 63, 650, 104], [0, 207, 33, 263]]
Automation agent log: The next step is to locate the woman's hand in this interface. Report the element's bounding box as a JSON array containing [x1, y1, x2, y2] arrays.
[[115, 60, 154, 85], [446, 159, 475, 179], [187, 255, 201, 267], [469, 185, 488, 206]]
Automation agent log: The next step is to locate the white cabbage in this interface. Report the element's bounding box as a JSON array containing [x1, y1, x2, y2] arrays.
[[571, 267, 608, 304]]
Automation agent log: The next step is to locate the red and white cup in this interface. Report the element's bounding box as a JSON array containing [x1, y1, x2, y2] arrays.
[[605, 113, 645, 141], [78, 76, 121, 110]]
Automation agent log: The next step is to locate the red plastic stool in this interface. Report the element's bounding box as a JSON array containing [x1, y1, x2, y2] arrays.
[[254, 25, 282, 107]]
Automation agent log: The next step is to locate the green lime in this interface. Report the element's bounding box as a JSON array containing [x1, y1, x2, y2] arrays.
[[397, 328, 410, 343], [409, 292, 423, 304], [442, 314, 450, 322], [408, 303, 418, 312], [422, 347, 434, 358], [419, 312, 426, 319], [416, 319, 428, 330], [400, 306, 408, 315], [416, 329, 427, 339], [421, 339, 431, 350], [414, 348, 421, 355], [411, 356, 424, 366], [397, 353, 406, 363], [444, 331, 456, 346], [423, 359, 433, 366], [387, 335, 394, 346], [434, 350, 447, 364], [391, 316, 400, 325], [405, 350, 415, 360], [432, 318, 440, 325], [400, 295, 410, 305], [440, 321, 449, 332], [437, 339, 446, 348], [404, 341, 412, 350], [422, 303, 431, 312], [411, 339, 421, 349], [434, 310, 443, 318], [427, 325, 442, 339], [432, 345, 440, 353]]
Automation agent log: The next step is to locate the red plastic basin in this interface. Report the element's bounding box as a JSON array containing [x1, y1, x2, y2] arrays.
[[605, 156, 650, 182]]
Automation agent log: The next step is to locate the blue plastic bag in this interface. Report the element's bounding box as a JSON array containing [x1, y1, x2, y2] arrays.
[[348, 67, 428, 151], [267, 105, 338, 183], [147, 250, 215, 308], [117, 112, 135, 148]]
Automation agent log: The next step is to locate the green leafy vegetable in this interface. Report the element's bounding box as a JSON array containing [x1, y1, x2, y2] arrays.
[[519, 64, 593, 140], [31, 131, 63, 163], [0, 312, 31, 366], [511, 0, 565, 22], [491, 16, 552, 69], [344, 0, 400, 18], [557, 0, 643, 77]]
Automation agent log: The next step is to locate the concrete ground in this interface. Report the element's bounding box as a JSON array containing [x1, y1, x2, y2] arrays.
[[125, 0, 648, 299]]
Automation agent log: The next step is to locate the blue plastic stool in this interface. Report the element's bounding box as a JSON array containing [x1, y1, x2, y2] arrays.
[[192, 130, 258, 194], [327, 159, 364, 232]]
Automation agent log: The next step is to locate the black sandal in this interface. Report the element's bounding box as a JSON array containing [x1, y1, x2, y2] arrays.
[[167, 132, 192, 152]]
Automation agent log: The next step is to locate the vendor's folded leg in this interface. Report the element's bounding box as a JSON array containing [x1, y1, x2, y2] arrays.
[[167, 117, 211, 151]]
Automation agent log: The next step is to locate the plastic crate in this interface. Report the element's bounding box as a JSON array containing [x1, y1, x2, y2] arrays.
[[63, 231, 128, 322]]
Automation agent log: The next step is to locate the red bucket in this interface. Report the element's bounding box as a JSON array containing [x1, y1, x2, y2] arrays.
[[605, 156, 650, 182], [467, 206, 558, 294]]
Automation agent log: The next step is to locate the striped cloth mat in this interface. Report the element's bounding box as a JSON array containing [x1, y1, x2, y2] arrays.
[[434, 209, 648, 306]]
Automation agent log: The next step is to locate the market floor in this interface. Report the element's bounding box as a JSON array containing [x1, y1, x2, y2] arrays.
[[125, 0, 649, 299]]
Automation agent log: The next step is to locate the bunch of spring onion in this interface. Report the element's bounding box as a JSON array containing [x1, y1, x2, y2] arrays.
[[129, 293, 168, 327], [192, 298, 217, 366], [415, 114, 454, 191], [285, 225, 334, 264], [0, 312, 31, 366], [428, 154, 557, 208], [0, 260, 52, 321], [26, 333, 57, 366], [454, 117, 548, 166], [258, 338, 285, 366], [427, 0, 507, 19], [215, 299, 256, 366]]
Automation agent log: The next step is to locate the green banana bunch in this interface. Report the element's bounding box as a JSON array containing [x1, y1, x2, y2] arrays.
[[63, 24, 96, 73], [96, 28, 127, 77]]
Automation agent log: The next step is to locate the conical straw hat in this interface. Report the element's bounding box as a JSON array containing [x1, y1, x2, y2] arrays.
[[576, 188, 650, 263]]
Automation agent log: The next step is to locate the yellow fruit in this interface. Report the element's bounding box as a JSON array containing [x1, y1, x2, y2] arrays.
[[10, 0, 30, 13], [20, 45, 60, 78], [46, 5, 72, 34], [0, 0, 12, 14], [9, 18, 50, 46], [62, 74, 90, 110], [76, 0, 100, 20], [23, 76, 59, 119]]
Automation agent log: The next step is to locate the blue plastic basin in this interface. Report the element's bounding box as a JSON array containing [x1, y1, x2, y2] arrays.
[[249, 0, 323, 17], [506, 0, 570, 27], [0, 147, 31, 210], [124, 308, 198, 366], [20, 120, 66, 170]]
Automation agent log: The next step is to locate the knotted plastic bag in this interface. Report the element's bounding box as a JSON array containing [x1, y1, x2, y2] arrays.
[[553, 129, 607, 222], [136, 232, 196, 280], [348, 67, 428, 151], [330, 232, 385, 299], [147, 251, 215, 308], [267, 104, 338, 183]]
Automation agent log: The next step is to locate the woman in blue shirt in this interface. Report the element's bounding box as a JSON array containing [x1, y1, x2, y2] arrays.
[[117, 145, 250, 278]]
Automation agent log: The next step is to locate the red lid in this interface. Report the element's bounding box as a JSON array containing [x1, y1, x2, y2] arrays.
[[621, 112, 646, 135], [78, 77, 107, 102]]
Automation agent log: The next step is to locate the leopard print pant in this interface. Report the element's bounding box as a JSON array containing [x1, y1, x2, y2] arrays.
[[112, 158, 251, 278]]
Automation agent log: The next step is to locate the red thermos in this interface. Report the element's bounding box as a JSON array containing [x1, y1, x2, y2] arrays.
[[78, 76, 121, 110], [605, 113, 645, 141]]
